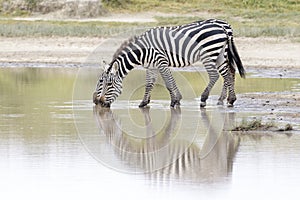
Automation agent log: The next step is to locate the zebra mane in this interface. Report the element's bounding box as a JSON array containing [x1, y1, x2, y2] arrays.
[[111, 36, 138, 62]]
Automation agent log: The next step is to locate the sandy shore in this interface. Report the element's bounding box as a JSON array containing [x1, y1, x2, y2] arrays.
[[0, 37, 103, 64], [0, 36, 300, 68]]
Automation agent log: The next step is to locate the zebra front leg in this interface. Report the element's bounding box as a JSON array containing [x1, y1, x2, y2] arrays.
[[139, 69, 158, 107], [200, 65, 219, 107], [158, 66, 182, 107]]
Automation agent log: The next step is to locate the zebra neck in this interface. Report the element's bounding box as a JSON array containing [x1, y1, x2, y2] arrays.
[[115, 52, 141, 78]]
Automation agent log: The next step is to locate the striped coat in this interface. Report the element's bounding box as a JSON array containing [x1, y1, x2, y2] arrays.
[[93, 19, 245, 108]]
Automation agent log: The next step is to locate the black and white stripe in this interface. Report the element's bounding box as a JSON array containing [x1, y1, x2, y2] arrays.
[[93, 19, 245, 108]]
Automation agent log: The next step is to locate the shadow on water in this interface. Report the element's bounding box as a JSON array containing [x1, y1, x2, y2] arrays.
[[93, 105, 240, 183]]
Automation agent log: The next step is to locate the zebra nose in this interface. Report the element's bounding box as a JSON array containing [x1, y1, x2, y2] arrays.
[[99, 96, 106, 103]]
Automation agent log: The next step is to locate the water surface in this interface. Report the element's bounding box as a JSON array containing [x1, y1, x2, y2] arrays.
[[1, 67, 300, 200]]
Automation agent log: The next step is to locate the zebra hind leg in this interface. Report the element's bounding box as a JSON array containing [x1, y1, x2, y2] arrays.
[[219, 66, 236, 107], [200, 65, 219, 107], [139, 69, 158, 107], [217, 62, 229, 105], [158, 66, 182, 107], [170, 92, 182, 107], [227, 66, 236, 107]]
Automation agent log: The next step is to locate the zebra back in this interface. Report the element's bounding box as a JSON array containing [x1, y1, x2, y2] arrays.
[[109, 19, 235, 75]]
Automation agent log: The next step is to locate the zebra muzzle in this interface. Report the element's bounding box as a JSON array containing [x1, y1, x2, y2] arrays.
[[99, 95, 106, 103], [93, 92, 100, 104], [93, 92, 110, 107]]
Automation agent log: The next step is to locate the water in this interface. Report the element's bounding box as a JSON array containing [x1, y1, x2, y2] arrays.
[[1, 67, 300, 200]]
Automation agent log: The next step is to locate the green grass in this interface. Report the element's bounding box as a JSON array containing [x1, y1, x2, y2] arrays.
[[103, 0, 300, 14], [0, 0, 299, 38], [105, 0, 300, 38], [0, 20, 150, 37], [1, 17, 298, 38]]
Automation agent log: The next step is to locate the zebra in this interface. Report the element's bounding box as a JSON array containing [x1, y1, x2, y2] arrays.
[[93, 19, 245, 108]]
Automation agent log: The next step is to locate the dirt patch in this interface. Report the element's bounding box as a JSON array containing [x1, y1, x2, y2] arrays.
[[235, 37, 300, 68], [0, 36, 104, 64], [0, 36, 300, 68]]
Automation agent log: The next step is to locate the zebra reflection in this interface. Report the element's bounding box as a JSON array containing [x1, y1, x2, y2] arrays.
[[94, 106, 240, 182]]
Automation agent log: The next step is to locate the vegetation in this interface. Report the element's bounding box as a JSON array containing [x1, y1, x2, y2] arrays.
[[26, 0, 40, 11], [104, 0, 300, 38], [0, 0, 299, 38], [232, 119, 275, 131], [102, 0, 300, 13], [102, 0, 131, 8], [0, 0, 41, 16], [232, 119, 293, 132], [0, 20, 145, 37]]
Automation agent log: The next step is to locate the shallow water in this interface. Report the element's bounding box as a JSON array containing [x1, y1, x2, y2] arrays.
[[1, 67, 300, 200]]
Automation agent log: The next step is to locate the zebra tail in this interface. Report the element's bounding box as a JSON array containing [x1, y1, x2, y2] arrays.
[[228, 37, 246, 78]]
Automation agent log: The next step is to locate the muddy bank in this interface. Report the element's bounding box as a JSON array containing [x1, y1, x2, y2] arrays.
[[236, 92, 300, 129]]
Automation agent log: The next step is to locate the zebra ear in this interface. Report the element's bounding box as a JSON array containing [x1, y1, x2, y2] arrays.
[[111, 62, 119, 75], [101, 60, 107, 71], [104, 64, 110, 72]]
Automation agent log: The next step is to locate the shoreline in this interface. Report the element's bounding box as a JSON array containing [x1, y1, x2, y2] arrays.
[[1, 36, 300, 69]]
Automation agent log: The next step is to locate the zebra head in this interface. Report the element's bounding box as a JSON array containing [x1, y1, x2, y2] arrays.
[[93, 62, 123, 107]]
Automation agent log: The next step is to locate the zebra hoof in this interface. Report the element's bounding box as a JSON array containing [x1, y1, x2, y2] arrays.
[[170, 100, 180, 108], [227, 99, 235, 107], [217, 100, 224, 105], [227, 103, 234, 107], [200, 102, 206, 107], [139, 100, 149, 108]]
